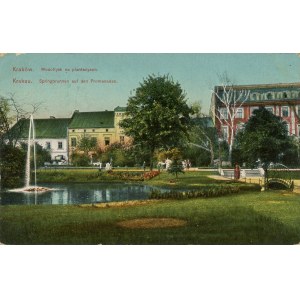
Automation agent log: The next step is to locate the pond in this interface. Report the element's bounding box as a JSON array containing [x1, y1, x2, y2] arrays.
[[0, 183, 172, 205]]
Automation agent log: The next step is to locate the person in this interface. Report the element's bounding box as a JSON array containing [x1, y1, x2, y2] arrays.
[[142, 161, 146, 172], [234, 163, 241, 180], [105, 162, 111, 171], [165, 158, 172, 170], [187, 159, 191, 170]]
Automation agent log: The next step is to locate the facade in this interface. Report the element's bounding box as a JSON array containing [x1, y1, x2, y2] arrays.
[[68, 106, 130, 160], [9, 117, 70, 161], [211, 82, 300, 143]]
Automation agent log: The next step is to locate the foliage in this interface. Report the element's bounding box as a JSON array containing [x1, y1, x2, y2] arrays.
[[149, 185, 240, 200], [71, 152, 90, 166], [0, 144, 26, 189], [156, 147, 182, 161], [187, 110, 219, 166], [167, 162, 185, 178], [234, 107, 292, 169], [20, 142, 51, 167], [98, 142, 137, 167], [78, 135, 97, 154], [120, 74, 192, 169]]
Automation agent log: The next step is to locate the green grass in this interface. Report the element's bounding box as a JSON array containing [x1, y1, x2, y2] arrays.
[[1, 190, 300, 245]]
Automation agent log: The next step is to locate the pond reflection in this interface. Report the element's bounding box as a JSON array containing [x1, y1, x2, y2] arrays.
[[0, 183, 169, 205]]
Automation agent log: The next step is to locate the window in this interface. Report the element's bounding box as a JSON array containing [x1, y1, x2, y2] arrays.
[[72, 129, 75, 132], [92, 129, 95, 132], [236, 108, 244, 119], [265, 106, 274, 114], [221, 126, 228, 141], [281, 106, 289, 117], [58, 142, 63, 149], [267, 93, 272, 100], [71, 138, 77, 147], [84, 129, 86, 132], [250, 106, 259, 116], [46, 142, 51, 150], [106, 129, 109, 132], [283, 92, 287, 99], [104, 137, 110, 146], [252, 93, 257, 101], [219, 108, 228, 119], [120, 136, 125, 143]]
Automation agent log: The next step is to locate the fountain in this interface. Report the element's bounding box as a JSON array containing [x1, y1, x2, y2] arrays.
[[23, 115, 49, 193]]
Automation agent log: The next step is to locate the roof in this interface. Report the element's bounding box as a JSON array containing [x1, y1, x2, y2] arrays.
[[215, 82, 300, 90], [213, 82, 300, 104], [69, 111, 115, 129], [9, 118, 70, 139]]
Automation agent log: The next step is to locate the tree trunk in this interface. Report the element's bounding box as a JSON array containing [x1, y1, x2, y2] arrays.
[[149, 147, 154, 171], [209, 140, 214, 166]]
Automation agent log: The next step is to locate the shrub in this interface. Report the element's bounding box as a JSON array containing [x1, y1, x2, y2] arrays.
[[149, 184, 259, 200], [0, 145, 26, 189]]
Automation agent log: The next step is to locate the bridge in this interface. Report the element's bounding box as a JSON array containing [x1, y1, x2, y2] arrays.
[[265, 164, 294, 191]]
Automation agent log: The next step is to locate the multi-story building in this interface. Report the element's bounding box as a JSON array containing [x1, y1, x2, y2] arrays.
[[211, 82, 300, 143], [8, 117, 70, 161], [68, 106, 130, 159]]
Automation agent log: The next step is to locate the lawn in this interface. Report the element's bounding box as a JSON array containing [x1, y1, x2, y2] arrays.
[[1, 189, 300, 245]]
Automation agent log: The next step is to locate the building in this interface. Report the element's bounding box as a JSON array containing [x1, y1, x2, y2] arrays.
[[211, 82, 300, 143], [8, 117, 70, 161], [68, 106, 130, 159]]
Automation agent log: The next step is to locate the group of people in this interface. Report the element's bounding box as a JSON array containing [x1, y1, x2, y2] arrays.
[[182, 159, 191, 170], [97, 161, 112, 171], [156, 158, 192, 170]]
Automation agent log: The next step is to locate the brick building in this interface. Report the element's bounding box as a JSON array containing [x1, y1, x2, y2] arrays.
[[211, 82, 300, 143]]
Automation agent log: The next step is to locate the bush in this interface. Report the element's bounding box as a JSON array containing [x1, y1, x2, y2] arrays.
[[149, 184, 260, 200], [0, 145, 26, 189], [71, 153, 90, 166]]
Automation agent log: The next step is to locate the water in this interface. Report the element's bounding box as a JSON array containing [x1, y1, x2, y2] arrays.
[[25, 114, 37, 188], [0, 183, 171, 205]]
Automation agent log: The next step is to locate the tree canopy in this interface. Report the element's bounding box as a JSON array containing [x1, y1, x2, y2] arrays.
[[234, 107, 292, 169], [120, 74, 192, 168]]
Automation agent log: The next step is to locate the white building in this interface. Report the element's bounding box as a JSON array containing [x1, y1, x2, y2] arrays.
[[9, 117, 70, 161]]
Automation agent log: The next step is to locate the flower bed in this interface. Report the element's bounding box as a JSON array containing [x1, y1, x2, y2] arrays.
[[149, 183, 260, 200]]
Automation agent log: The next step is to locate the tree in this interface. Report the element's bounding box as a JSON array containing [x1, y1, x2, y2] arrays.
[[78, 135, 97, 155], [210, 73, 250, 164], [0, 94, 41, 147], [120, 74, 192, 169], [234, 107, 292, 171], [0, 144, 26, 189]]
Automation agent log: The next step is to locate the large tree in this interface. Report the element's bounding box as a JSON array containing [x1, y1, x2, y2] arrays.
[[234, 107, 292, 171], [120, 74, 192, 169], [210, 73, 250, 164]]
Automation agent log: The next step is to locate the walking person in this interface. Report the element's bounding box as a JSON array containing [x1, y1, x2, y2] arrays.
[[234, 163, 241, 180]]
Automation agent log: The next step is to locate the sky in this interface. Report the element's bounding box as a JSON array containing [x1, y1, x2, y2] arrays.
[[0, 53, 299, 119]]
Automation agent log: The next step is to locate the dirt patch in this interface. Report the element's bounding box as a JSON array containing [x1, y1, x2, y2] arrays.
[[117, 218, 187, 229]]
